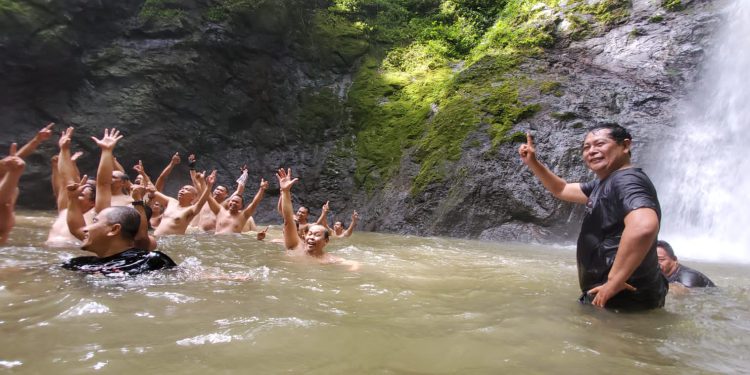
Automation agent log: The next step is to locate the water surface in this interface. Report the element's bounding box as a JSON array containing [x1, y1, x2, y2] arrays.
[[1, 211, 749, 373]]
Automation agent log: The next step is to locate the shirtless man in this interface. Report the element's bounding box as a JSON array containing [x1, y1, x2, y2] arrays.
[[197, 165, 250, 232], [316, 201, 359, 238], [151, 171, 214, 236], [277, 168, 359, 271], [47, 127, 96, 246], [207, 178, 268, 234], [110, 170, 134, 207], [0, 144, 25, 244]]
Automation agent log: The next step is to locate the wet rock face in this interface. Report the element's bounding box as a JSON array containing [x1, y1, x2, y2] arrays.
[[354, 0, 723, 242], [1, 0, 722, 242], [1, 0, 359, 219]]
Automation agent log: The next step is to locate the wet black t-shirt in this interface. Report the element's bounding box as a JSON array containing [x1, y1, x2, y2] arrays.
[[667, 264, 716, 287], [578, 168, 667, 310], [62, 248, 176, 276]]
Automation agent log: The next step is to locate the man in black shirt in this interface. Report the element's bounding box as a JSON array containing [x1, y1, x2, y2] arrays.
[[64, 202, 176, 276], [656, 240, 715, 288], [519, 124, 667, 310]]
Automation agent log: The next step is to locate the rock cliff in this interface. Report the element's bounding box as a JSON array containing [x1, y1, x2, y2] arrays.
[[0, 0, 723, 242]]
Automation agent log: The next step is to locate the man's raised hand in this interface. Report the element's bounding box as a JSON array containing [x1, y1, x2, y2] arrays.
[[91, 128, 123, 151], [518, 132, 537, 165], [276, 168, 298, 192]]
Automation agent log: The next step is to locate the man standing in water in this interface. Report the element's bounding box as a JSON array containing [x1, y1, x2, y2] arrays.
[[519, 124, 667, 310], [277, 168, 359, 271]]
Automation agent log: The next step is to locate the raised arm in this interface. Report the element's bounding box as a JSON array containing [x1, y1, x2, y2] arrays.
[[0, 144, 26, 244], [17, 122, 54, 160], [589, 208, 659, 307], [242, 178, 269, 219], [233, 165, 248, 198], [133, 160, 153, 187], [340, 211, 359, 238], [519, 132, 587, 204], [190, 170, 215, 216], [130, 184, 157, 251], [55, 127, 78, 210], [91, 128, 123, 213], [64, 175, 89, 241], [187, 154, 200, 190], [205, 189, 223, 215], [315, 201, 332, 230], [276, 168, 300, 250], [154, 152, 179, 192]]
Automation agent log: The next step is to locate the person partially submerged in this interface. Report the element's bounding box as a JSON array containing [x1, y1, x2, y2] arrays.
[[276, 168, 359, 271], [64, 205, 176, 276], [656, 240, 715, 289]]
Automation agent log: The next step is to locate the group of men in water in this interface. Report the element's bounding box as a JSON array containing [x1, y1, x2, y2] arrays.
[[1, 124, 360, 275], [0, 122, 713, 309]]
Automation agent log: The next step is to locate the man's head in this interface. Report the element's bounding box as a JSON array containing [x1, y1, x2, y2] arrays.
[[656, 240, 679, 276], [111, 171, 130, 191], [81, 206, 141, 255], [295, 206, 309, 223], [213, 185, 229, 201], [333, 221, 344, 235], [177, 185, 198, 205], [582, 124, 633, 179], [78, 183, 96, 212], [304, 224, 330, 254], [227, 194, 244, 212]]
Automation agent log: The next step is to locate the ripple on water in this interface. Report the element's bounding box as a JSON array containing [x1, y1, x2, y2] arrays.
[[58, 300, 110, 319], [0, 360, 23, 369]]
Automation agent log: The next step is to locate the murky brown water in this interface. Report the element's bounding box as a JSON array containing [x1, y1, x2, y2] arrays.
[[1, 211, 749, 373]]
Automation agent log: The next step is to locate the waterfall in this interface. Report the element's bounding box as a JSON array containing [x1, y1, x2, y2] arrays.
[[653, 0, 750, 263]]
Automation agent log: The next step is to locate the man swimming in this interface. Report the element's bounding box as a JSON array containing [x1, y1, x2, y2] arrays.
[[151, 171, 214, 236], [657, 240, 715, 288], [316, 201, 359, 238], [276, 168, 359, 271], [207, 177, 268, 234]]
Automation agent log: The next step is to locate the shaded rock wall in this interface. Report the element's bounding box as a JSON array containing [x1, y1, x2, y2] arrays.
[[1, 0, 723, 242]]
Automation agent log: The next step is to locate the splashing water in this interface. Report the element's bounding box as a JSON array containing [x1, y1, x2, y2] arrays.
[[654, 0, 750, 263]]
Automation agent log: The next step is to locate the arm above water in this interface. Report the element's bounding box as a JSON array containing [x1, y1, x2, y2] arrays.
[[518, 132, 587, 204], [276, 168, 300, 250]]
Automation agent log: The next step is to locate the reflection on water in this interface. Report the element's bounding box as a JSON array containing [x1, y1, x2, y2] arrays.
[[1, 211, 749, 373]]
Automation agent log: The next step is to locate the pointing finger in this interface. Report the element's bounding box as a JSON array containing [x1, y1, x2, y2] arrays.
[[526, 132, 534, 147]]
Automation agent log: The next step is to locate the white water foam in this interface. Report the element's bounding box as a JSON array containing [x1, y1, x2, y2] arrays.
[[653, 0, 750, 263]]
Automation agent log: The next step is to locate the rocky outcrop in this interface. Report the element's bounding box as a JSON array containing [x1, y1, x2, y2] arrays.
[[1, 0, 724, 242], [352, 0, 723, 241]]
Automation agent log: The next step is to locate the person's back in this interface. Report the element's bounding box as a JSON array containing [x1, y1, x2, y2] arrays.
[[63, 247, 175, 276]]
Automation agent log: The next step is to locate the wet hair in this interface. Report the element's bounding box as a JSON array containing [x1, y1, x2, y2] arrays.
[[102, 206, 141, 240], [587, 123, 633, 155], [113, 171, 130, 182], [657, 240, 677, 260], [82, 183, 96, 202], [656, 240, 677, 260]]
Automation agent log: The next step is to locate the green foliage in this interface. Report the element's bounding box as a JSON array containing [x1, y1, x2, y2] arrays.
[[580, 0, 631, 26], [661, 0, 683, 12], [0, 0, 28, 13], [346, 1, 561, 193], [139, 0, 186, 22], [539, 81, 562, 96], [649, 14, 664, 23], [661, 0, 685, 12]]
